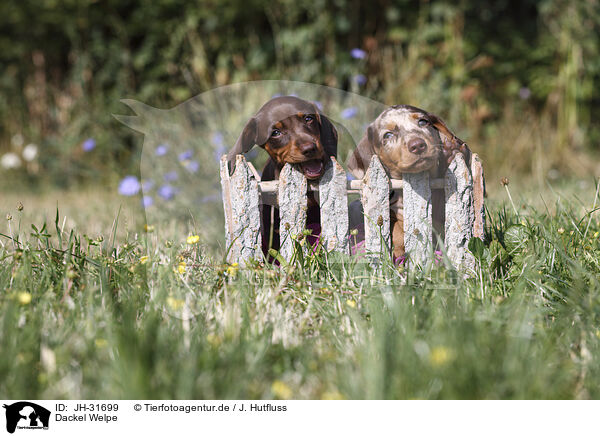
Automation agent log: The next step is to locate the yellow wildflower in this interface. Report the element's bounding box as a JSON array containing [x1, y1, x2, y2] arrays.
[[186, 235, 200, 245], [206, 333, 221, 347], [17, 292, 32, 305], [140, 256, 149, 264], [143, 224, 155, 233], [226, 262, 239, 277], [594, 231, 599, 239], [271, 380, 293, 400], [176, 261, 186, 274], [429, 346, 454, 367], [321, 390, 345, 400], [557, 227, 565, 235], [167, 296, 185, 311], [346, 299, 356, 308], [95, 338, 108, 348]]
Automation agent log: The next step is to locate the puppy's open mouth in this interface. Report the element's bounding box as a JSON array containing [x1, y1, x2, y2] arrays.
[[300, 159, 324, 179]]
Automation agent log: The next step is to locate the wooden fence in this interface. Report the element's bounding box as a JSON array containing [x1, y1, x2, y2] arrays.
[[220, 153, 485, 271]]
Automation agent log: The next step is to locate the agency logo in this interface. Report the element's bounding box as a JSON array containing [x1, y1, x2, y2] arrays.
[[3, 402, 50, 434]]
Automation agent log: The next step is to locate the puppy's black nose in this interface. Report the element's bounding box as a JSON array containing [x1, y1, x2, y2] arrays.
[[408, 138, 427, 155], [299, 142, 318, 157]]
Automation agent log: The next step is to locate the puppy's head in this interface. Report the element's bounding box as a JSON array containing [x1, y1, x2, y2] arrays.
[[348, 105, 470, 179], [227, 96, 337, 180]]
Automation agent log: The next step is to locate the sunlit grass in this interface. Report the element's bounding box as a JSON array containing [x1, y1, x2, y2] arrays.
[[0, 181, 599, 399]]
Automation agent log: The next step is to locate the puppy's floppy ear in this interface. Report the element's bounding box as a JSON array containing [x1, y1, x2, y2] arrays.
[[312, 104, 338, 158], [429, 113, 472, 170], [227, 117, 259, 174], [347, 123, 377, 180]]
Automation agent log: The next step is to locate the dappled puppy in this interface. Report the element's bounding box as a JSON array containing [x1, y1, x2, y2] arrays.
[[348, 105, 471, 259], [227, 96, 338, 256]]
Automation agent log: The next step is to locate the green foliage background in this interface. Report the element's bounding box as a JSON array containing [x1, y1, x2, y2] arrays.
[[0, 0, 599, 186]]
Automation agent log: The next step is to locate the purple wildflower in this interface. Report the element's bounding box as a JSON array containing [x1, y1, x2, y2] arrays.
[[341, 107, 358, 119], [118, 176, 141, 196], [142, 179, 155, 191], [178, 150, 193, 161], [186, 160, 199, 173], [142, 196, 154, 208], [350, 48, 367, 60], [394, 255, 407, 266], [434, 250, 443, 265], [519, 87, 531, 100], [164, 171, 178, 182], [211, 132, 224, 147], [82, 138, 96, 152], [157, 184, 176, 200], [354, 74, 367, 86], [155, 144, 169, 156]]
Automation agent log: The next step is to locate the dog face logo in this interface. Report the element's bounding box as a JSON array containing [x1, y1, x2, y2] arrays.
[[3, 402, 50, 434]]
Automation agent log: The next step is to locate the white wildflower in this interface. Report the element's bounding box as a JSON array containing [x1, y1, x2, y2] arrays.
[[22, 144, 38, 162], [1, 152, 22, 169]]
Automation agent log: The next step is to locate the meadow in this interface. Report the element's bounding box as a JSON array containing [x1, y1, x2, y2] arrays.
[[1, 0, 600, 400], [1, 177, 600, 399]]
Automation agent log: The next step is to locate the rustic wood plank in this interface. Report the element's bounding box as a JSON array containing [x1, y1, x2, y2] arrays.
[[257, 178, 444, 193], [445, 153, 475, 271], [361, 156, 390, 258], [319, 156, 349, 253], [403, 171, 432, 267], [279, 163, 307, 261], [220, 155, 262, 264], [471, 153, 486, 240]]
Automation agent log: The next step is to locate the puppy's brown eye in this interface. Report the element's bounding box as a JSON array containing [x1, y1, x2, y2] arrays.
[[271, 129, 282, 137], [304, 115, 315, 123], [383, 132, 394, 140], [418, 118, 429, 127]]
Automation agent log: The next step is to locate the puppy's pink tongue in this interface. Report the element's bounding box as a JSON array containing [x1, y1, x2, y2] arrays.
[[300, 160, 323, 178]]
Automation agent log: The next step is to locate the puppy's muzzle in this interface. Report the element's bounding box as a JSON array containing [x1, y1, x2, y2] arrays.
[[407, 137, 427, 155], [299, 142, 319, 158]]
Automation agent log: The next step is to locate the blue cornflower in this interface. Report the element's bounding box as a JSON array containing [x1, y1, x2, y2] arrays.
[[82, 138, 96, 152], [142, 179, 155, 191], [155, 143, 169, 156], [186, 160, 199, 173], [354, 74, 367, 86], [178, 150, 193, 161], [164, 171, 178, 182], [341, 107, 358, 119], [157, 184, 176, 200], [350, 48, 367, 59], [142, 196, 154, 208], [211, 132, 224, 146], [118, 176, 141, 196]]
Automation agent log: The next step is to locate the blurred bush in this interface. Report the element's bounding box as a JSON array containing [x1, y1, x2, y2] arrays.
[[0, 0, 598, 186]]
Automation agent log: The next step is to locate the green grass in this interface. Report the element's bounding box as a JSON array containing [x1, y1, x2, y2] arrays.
[[1, 182, 600, 400]]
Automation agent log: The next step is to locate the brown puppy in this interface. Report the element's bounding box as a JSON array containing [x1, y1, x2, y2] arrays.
[[348, 105, 470, 259], [227, 96, 338, 256]]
